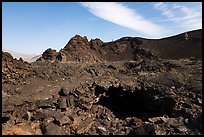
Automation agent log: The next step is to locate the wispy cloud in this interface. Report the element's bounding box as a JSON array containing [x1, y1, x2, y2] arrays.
[[153, 2, 174, 18], [153, 2, 202, 30], [80, 2, 165, 38]]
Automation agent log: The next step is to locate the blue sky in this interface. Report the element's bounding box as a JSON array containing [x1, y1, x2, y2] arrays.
[[2, 2, 202, 54]]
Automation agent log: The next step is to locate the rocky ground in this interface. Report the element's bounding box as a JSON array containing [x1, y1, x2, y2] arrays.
[[2, 49, 202, 135]]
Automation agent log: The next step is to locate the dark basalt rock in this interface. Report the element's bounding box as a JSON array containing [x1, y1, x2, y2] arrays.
[[32, 111, 47, 121], [57, 96, 68, 110], [2, 51, 14, 61], [38, 48, 57, 61], [42, 122, 65, 135]]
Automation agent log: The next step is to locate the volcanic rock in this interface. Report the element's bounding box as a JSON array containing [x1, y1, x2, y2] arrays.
[[37, 48, 57, 61], [42, 122, 65, 135], [2, 29, 202, 135]]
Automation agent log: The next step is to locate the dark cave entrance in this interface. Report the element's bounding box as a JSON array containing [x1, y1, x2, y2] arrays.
[[95, 86, 175, 120]]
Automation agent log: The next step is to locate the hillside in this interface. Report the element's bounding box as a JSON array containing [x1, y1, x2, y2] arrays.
[[141, 29, 202, 59], [37, 29, 202, 63]]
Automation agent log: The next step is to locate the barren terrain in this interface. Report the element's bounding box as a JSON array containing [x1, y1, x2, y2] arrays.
[[2, 29, 202, 135]]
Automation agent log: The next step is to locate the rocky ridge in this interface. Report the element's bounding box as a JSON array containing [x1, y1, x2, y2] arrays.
[[37, 29, 202, 63]]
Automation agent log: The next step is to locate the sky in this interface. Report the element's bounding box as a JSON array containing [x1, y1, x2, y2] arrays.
[[2, 2, 202, 55]]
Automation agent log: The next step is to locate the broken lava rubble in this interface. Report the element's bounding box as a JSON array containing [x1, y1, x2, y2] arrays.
[[2, 48, 202, 135]]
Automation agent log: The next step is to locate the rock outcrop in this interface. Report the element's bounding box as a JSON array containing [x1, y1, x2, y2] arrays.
[[37, 48, 58, 61], [2, 51, 36, 85]]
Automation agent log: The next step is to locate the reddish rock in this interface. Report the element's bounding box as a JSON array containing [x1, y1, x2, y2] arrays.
[[2, 122, 42, 135]]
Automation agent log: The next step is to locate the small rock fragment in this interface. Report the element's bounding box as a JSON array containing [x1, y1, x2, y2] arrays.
[[57, 96, 67, 110], [42, 122, 65, 135], [57, 115, 72, 126]]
